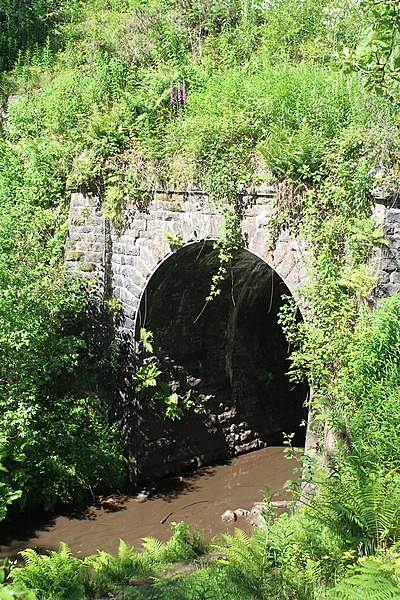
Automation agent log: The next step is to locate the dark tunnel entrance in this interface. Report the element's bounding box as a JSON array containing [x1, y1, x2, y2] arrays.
[[133, 241, 308, 481]]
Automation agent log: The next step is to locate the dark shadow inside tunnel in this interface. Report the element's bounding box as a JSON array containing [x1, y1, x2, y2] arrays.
[[133, 241, 308, 482]]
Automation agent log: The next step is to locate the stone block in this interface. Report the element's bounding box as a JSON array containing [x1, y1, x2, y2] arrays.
[[113, 243, 126, 254], [240, 430, 253, 443], [380, 258, 399, 273], [140, 246, 158, 269], [275, 251, 295, 280], [378, 271, 390, 285], [126, 256, 149, 280], [70, 192, 91, 207], [125, 246, 140, 257], [129, 269, 146, 288], [122, 301, 137, 320], [386, 209, 400, 223], [76, 225, 94, 234], [382, 283, 400, 297], [390, 272, 400, 284], [126, 278, 142, 298], [235, 440, 259, 454], [84, 252, 103, 264], [85, 242, 104, 254]]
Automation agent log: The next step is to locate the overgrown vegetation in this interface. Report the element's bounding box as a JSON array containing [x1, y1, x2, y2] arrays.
[[1, 0, 400, 597]]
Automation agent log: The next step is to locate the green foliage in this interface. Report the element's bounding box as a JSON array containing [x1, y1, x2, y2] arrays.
[[2, 524, 208, 599], [143, 521, 206, 564], [214, 528, 273, 598], [0, 132, 125, 521], [206, 205, 243, 302], [0, 559, 35, 600], [1, 5, 400, 599], [135, 333, 206, 419], [1, 394, 125, 513], [0, 1, 79, 71], [311, 467, 400, 554], [153, 386, 191, 420], [139, 327, 154, 353], [336, 294, 400, 468], [105, 295, 123, 318], [133, 361, 162, 392], [163, 230, 183, 249], [342, 0, 400, 103], [0, 586, 35, 600], [134, 364, 204, 419], [12, 543, 85, 600], [0, 466, 21, 522], [325, 555, 400, 599], [155, 563, 243, 600], [84, 538, 152, 596]]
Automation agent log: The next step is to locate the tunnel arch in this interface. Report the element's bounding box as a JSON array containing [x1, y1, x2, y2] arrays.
[[131, 240, 308, 481], [133, 237, 305, 335]]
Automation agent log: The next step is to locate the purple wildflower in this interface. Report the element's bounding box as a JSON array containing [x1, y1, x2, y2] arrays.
[[177, 81, 181, 103], [182, 80, 187, 104], [170, 81, 175, 104]]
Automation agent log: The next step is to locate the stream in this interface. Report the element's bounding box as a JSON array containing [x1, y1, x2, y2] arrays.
[[0, 447, 297, 560]]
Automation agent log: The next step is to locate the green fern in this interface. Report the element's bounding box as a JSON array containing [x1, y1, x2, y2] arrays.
[[155, 563, 245, 600], [141, 522, 200, 564], [213, 528, 273, 598], [11, 543, 85, 600], [326, 556, 400, 599], [141, 536, 169, 562], [312, 467, 400, 554], [85, 538, 152, 596]]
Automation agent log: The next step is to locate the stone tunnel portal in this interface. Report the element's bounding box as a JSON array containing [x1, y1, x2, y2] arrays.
[[133, 241, 308, 481]]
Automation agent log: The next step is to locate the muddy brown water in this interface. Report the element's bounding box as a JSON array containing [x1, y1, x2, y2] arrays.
[[0, 447, 297, 560]]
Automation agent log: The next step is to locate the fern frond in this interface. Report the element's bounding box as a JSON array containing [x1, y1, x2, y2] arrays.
[[141, 536, 168, 561], [326, 556, 400, 599]]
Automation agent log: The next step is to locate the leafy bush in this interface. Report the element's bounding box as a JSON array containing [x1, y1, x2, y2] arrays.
[[214, 528, 274, 598]]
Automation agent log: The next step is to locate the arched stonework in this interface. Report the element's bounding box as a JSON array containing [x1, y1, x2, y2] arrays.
[[65, 191, 400, 483], [65, 187, 311, 483], [66, 187, 308, 333]]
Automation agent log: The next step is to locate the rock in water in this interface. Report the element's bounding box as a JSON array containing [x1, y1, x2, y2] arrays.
[[135, 491, 149, 503], [221, 510, 237, 522], [234, 508, 250, 517]]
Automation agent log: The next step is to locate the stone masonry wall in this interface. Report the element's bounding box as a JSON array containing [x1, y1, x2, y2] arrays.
[[65, 193, 106, 288], [65, 187, 310, 484], [65, 191, 400, 314], [66, 186, 308, 328], [65, 189, 400, 484], [373, 201, 400, 300]]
